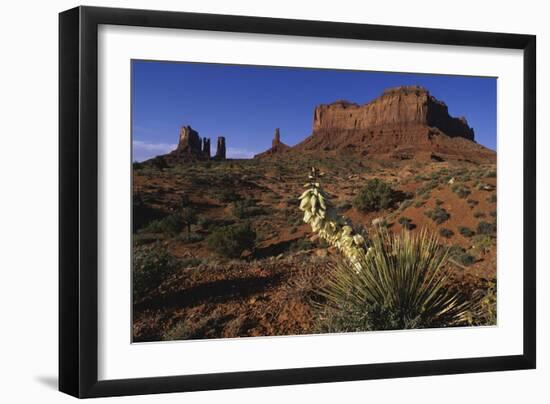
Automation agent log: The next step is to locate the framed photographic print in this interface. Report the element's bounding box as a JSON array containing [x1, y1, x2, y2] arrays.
[[59, 6, 536, 398]]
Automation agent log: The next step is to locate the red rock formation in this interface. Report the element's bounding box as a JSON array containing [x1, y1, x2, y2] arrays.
[[176, 125, 202, 155], [254, 128, 290, 158], [214, 136, 226, 160], [162, 126, 216, 163], [311, 86, 473, 139], [202, 137, 211, 158], [292, 86, 494, 162]]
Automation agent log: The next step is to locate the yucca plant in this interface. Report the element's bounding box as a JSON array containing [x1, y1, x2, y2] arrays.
[[318, 228, 471, 331]]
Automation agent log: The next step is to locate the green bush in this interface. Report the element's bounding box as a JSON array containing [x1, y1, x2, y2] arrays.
[[353, 179, 395, 212], [398, 216, 414, 230], [477, 221, 496, 235], [318, 229, 470, 332], [469, 280, 497, 325], [141, 213, 185, 235], [458, 226, 475, 238], [216, 188, 241, 203], [206, 223, 256, 258], [439, 228, 454, 238], [452, 185, 471, 199], [424, 206, 450, 224], [449, 246, 476, 266], [471, 234, 494, 254], [133, 242, 178, 301], [180, 207, 197, 233], [232, 199, 265, 219]]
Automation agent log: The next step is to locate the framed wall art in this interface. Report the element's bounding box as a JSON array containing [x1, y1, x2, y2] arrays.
[[59, 6, 536, 398]]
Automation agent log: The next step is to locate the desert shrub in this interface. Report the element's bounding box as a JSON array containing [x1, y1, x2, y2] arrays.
[[133, 242, 178, 301], [318, 229, 470, 332], [435, 198, 444, 206], [180, 193, 191, 207], [206, 223, 256, 258], [469, 280, 497, 325], [487, 194, 497, 203], [471, 234, 494, 254], [414, 200, 425, 208], [439, 228, 454, 238], [353, 179, 395, 212], [180, 207, 198, 233], [175, 232, 204, 243], [458, 226, 475, 238], [485, 170, 497, 178], [467, 199, 479, 209], [232, 199, 265, 219], [449, 246, 476, 266], [490, 210, 497, 218], [141, 213, 185, 235], [398, 216, 414, 230], [216, 188, 241, 203], [452, 185, 471, 199], [477, 221, 496, 235], [473, 211, 486, 218], [197, 215, 214, 230], [424, 206, 450, 224]]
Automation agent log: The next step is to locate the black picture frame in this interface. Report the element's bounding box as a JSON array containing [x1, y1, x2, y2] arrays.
[[59, 5, 536, 398]]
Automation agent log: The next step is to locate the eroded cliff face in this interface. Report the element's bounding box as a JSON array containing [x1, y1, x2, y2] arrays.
[[312, 86, 474, 140], [288, 86, 494, 162], [162, 125, 225, 163]]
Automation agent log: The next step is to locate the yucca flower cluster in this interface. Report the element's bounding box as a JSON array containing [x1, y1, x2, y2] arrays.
[[299, 167, 368, 271]]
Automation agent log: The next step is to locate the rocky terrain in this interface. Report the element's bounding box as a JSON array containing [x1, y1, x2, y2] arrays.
[[132, 86, 497, 342]]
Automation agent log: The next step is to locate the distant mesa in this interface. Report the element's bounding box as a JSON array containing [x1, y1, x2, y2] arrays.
[[159, 125, 226, 163], [144, 85, 494, 166], [254, 128, 290, 158], [255, 85, 494, 163]]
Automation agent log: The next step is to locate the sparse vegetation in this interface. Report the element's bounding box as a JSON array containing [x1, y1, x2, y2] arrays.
[[477, 221, 496, 235], [424, 206, 450, 224], [452, 184, 471, 199], [449, 246, 476, 267], [133, 242, 178, 301], [353, 178, 395, 212], [232, 199, 265, 219], [398, 216, 414, 230], [141, 213, 186, 236], [206, 223, 256, 258], [439, 228, 454, 238], [458, 226, 475, 238], [133, 150, 498, 341]]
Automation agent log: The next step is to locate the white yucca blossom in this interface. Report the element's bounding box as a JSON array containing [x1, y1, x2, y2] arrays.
[[299, 167, 369, 272]]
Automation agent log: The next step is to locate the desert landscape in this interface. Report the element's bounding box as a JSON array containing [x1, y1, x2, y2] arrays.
[[132, 85, 497, 342]]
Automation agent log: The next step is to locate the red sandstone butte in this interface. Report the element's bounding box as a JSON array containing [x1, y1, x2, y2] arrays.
[[258, 86, 495, 163]]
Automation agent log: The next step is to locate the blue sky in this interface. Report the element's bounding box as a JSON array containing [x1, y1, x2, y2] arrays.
[[132, 60, 496, 161]]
